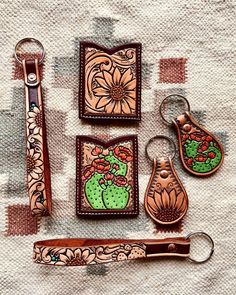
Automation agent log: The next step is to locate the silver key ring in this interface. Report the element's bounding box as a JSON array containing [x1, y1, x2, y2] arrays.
[[160, 94, 191, 125], [145, 135, 177, 161], [14, 38, 45, 65], [186, 231, 214, 263]]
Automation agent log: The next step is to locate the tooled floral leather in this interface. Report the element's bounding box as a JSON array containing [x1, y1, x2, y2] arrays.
[[33, 242, 146, 266], [33, 237, 190, 266], [79, 42, 141, 120], [23, 59, 52, 216], [145, 157, 188, 225], [76, 135, 139, 216]]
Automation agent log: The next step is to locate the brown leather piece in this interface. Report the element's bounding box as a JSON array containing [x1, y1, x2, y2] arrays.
[[33, 237, 190, 266], [145, 157, 188, 225], [173, 111, 224, 176], [79, 42, 141, 121], [76, 135, 139, 217], [23, 59, 52, 216]]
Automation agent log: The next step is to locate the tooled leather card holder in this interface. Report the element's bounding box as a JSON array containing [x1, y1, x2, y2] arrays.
[[79, 42, 141, 121], [76, 135, 139, 217]]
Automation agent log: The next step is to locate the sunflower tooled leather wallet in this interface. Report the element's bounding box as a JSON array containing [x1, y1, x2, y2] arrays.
[[79, 42, 141, 121], [76, 135, 139, 216]]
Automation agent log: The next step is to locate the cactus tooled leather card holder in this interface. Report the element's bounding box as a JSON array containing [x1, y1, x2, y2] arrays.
[[79, 42, 141, 120], [76, 135, 139, 216]]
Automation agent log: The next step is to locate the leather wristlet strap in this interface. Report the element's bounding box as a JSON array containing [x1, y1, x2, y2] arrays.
[[23, 59, 52, 216], [33, 237, 190, 266]]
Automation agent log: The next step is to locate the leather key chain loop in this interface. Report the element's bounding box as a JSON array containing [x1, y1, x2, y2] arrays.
[[145, 135, 176, 161], [159, 94, 191, 126], [33, 232, 214, 266], [15, 39, 52, 216]]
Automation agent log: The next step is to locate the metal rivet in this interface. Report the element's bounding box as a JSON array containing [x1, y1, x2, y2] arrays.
[[28, 73, 36, 82], [168, 243, 176, 252], [160, 170, 169, 178], [182, 124, 191, 132]]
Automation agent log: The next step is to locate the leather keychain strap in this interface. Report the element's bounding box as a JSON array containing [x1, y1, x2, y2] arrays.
[[33, 237, 190, 266], [23, 58, 52, 216], [33, 232, 214, 266]]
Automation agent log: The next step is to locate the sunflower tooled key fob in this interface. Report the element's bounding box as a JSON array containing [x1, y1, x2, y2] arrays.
[[144, 136, 189, 226]]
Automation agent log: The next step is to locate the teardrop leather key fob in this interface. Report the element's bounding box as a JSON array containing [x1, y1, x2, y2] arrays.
[[144, 136, 188, 225], [160, 95, 224, 177]]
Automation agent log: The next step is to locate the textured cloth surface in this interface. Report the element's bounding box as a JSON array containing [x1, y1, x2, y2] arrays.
[[0, 0, 235, 294]]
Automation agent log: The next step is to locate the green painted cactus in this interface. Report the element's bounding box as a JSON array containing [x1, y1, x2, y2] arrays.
[[103, 152, 127, 176], [83, 145, 133, 210], [184, 139, 222, 173], [85, 172, 106, 209], [102, 184, 131, 209], [192, 142, 222, 173], [203, 143, 222, 168], [185, 140, 200, 159]]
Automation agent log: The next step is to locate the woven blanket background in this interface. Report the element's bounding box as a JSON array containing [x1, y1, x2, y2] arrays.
[[0, 0, 235, 294]]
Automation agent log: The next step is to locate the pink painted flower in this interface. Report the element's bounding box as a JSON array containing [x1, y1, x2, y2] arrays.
[[82, 165, 95, 181], [105, 172, 114, 181], [114, 146, 133, 163], [92, 158, 110, 174], [99, 179, 105, 185], [91, 146, 103, 156], [114, 176, 127, 187], [112, 164, 119, 171]]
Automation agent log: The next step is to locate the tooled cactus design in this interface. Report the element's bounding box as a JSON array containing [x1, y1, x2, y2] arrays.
[[182, 133, 222, 173], [82, 145, 133, 209]]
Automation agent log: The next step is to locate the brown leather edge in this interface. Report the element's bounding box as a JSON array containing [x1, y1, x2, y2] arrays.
[[34, 237, 189, 248], [76, 135, 139, 217], [79, 42, 141, 121], [34, 60, 52, 215]]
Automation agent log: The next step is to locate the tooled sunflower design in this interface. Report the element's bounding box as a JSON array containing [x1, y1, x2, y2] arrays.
[[55, 248, 96, 266], [147, 189, 188, 223], [27, 149, 43, 181], [93, 67, 136, 114], [27, 106, 43, 135]]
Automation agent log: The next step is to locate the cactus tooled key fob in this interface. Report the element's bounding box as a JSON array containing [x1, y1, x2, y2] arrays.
[[160, 95, 224, 177]]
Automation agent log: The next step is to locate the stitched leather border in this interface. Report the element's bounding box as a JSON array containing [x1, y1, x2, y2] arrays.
[[79, 42, 141, 121], [76, 135, 139, 217]]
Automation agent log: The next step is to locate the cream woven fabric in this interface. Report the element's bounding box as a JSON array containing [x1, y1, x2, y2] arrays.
[[0, 0, 235, 294]]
